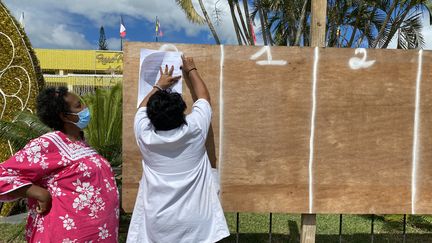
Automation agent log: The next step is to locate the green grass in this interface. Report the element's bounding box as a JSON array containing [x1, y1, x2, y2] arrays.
[[218, 213, 432, 243], [3, 213, 432, 242], [0, 222, 26, 243]]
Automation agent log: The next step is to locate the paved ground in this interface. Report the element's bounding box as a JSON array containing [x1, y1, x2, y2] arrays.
[[0, 213, 26, 224]]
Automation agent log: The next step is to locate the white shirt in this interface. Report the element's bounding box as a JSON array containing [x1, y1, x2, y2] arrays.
[[127, 99, 229, 243]]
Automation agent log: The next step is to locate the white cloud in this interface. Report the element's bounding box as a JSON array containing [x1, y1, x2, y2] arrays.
[[3, 0, 94, 49], [50, 25, 93, 49], [422, 11, 432, 50], [107, 38, 122, 51]]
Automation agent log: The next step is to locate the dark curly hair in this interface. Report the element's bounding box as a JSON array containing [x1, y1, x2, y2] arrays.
[[147, 90, 187, 131], [36, 86, 70, 131]]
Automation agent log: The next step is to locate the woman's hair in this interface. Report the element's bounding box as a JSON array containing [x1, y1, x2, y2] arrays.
[[146, 90, 187, 131], [36, 86, 70, 130]]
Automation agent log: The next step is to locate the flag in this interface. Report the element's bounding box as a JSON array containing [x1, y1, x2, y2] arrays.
[[250, 20, 256, 45], [155, 17, 163, 37], [18, 12, 24, 28], [120, 16, 126, 38]]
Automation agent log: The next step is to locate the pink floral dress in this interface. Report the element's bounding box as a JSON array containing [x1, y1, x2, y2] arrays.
[[0, 131, 119, 243]]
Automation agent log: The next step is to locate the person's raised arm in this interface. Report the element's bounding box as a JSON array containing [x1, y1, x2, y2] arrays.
[[181, 55, 210, 104], [138, 65, 181, 108]]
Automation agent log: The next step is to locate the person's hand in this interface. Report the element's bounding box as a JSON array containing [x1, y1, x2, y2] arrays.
[[27, 186, 52, 214], [156, 65, 181, 90], [181, 55, 197, 76], [35, 188, 51, 214]]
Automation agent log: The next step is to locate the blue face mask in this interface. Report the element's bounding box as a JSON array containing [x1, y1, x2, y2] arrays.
[[68, 107, 91, 130]]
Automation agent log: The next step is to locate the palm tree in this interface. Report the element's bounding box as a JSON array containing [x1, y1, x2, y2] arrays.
[[225, 0, 256, 45], [228, 0, 244, 45], [253, 0, 306, 46], [327, 0, 430, 49], [176, 0, 221, 44], [377, 0, 430, 49], [295, 0, 310, 46], [256, 0, 430, 49], [243, 0, 255, 45]]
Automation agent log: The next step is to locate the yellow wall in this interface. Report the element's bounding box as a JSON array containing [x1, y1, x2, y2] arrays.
[[35, 49, 123, 88], [35, 49, 123, 72]]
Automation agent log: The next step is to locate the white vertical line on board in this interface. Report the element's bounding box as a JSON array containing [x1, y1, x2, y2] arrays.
[[412, 49, 423, 215], [309, 47, 319, 214], [218, 45, 225, 188]]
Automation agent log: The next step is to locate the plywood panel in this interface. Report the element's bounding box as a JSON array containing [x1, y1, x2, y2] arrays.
[[123, 42, 432, 214], [122, 42, 223, 212]]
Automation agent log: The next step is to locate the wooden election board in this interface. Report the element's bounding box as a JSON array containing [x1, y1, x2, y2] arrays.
[[123, 42, 432, 214]]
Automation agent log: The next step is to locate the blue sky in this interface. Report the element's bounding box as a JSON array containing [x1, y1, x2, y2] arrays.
[[3, 0, 432, 50], [3, 0, 240, 50]]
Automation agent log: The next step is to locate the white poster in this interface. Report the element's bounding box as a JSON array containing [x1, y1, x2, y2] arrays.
[[137, 48, 183, 107]]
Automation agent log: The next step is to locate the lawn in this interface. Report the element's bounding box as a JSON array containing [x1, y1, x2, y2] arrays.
[[2, 213, 432, 242]]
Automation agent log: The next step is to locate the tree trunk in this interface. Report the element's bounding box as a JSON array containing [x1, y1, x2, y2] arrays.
[[294, 0, 310, 46], [371, 0, 399, 48], [243, 0, 255, 45], [258, 0, 268, 45], [302, 8, 310, 46], [228, 0, 243, 45], [262, 7, 273, 45], [235, 0, 251, 45], [198, 0, 221, 44]]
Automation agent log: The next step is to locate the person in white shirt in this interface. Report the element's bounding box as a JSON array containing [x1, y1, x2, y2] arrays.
[[127, 55, 229, 243]]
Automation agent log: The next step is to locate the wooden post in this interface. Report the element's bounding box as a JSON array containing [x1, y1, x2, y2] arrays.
[[301, 214, 317, 243], [301, 0, 327, 243], [310, 0, 327, 47]]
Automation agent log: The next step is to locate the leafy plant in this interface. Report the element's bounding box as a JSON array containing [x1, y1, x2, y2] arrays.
[[83, 84, 122, 168]]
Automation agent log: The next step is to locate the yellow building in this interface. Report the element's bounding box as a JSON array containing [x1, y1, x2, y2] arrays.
[[35, 49, 123, 94]]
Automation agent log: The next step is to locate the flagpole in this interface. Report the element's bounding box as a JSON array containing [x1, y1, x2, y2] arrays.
[[120, 15, 125, 51], [155, 16, 158, 42]]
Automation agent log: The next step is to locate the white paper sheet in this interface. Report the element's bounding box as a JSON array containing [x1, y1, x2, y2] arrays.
[[137, 49, 183, 107]]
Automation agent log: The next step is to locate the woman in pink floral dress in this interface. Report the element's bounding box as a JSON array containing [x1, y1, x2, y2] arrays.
[[0, 87, 119, 242]]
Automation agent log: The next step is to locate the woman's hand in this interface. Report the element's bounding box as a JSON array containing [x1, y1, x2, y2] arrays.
[[26, 185, 52, 214], [180, 55, 210, 102], [35, 189, 52, 214], [181, 55, 197, 76], [156, 65, 181, 90]]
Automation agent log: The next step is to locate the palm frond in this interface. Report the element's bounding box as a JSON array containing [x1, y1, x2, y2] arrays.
[[376, 15, 395, 48], [176, 0, 206, 24], [0, 111, 50, 152], [397, 12, 425, 49]]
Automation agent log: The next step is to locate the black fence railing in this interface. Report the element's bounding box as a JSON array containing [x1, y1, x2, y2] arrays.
[[230, 213, 412, 243]]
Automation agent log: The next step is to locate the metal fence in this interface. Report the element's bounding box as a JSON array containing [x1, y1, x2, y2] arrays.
[[231, 213, 413, 243]]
